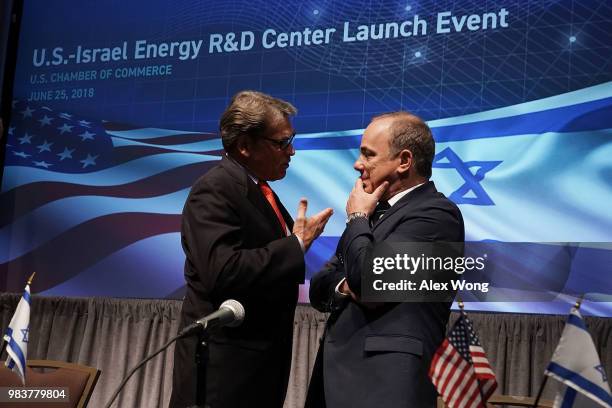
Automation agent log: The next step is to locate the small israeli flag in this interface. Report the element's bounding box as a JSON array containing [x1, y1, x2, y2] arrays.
[[545, 307, 612, 408], [3, 282, 31, 384]]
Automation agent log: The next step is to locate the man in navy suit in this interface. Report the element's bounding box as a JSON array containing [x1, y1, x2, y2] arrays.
[[170, 91, 333, 408], [308, 111, 464, 408]]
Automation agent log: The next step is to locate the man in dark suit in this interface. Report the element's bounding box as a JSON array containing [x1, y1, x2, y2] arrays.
[[307, 111, 464, 408], [170, 91, 333, 408]]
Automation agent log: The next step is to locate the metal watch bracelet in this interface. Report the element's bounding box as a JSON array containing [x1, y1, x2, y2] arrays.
[[346, 212, 368, 224]]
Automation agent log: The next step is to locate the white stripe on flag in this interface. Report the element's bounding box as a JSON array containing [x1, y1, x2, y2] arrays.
[[448, 365, 475, 407], [441, 353, 467, 398]]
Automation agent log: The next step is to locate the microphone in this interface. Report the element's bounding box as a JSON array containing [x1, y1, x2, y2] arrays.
[[104, 300, 244, 408], [179, 299, 245, 337]]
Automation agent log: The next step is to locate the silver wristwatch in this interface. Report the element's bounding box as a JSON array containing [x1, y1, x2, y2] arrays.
[[346, 212, 368, 224]]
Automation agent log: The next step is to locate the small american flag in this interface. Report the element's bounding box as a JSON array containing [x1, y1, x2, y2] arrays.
[[429, 312, 498, 408]]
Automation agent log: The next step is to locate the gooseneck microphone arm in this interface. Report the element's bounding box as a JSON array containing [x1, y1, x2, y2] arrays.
[[103, 332, 182, 408], [103, 300, 245, 408]]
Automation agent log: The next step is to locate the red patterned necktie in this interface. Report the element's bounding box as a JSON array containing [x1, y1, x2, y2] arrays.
[[258, 181, 287, 235]]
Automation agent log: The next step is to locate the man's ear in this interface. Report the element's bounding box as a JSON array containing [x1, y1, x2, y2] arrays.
[[397, 149, 413, 174], [236, 136, 250, 158]]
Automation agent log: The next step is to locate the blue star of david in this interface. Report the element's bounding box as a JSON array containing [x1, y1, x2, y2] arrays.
[[433, 147, 501, 205], [594, 364, 608, 383], [20, 328, 29, 343]]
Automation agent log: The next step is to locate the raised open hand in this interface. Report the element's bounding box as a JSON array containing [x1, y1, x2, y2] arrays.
[[292, 198, 333, 251]]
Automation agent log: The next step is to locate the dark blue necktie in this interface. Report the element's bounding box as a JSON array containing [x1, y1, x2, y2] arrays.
[[370, 201, 390, 226]]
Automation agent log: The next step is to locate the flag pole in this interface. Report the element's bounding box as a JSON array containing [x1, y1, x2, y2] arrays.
[[531, 368, 549, 408], [457, 297, 488, 407], [1, 273, 35, 359], [456, 296, 467, 324], [531, 294, 584, 408], [0, 331, 5, 359]]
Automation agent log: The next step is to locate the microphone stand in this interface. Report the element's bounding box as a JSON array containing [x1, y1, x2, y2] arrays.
[[103, 321, 210, 408], [196, 330, 209, 407]]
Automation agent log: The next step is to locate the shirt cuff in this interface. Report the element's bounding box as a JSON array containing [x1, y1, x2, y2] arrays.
[[334, 278, 350, 297], [295, 235, 305, 253]]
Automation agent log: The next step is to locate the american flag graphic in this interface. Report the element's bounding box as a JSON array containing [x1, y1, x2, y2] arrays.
[[429, 312, 498, 408], [0, 100, 222, 295], [3, 80, 612, 308]]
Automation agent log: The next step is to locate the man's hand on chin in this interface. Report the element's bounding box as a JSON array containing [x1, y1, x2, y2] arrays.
[[346, 178, 389, 216]]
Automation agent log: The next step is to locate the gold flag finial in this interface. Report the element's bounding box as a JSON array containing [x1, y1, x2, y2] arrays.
[[457, 296, 464, 311], [574, 294, 585, 310], [27, 272, 36, 286]]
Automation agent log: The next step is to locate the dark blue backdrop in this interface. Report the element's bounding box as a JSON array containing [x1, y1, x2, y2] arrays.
[[2, 0, 611, 315]]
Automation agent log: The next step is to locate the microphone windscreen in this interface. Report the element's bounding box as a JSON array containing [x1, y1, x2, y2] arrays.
[[220, 299, 245, 327]]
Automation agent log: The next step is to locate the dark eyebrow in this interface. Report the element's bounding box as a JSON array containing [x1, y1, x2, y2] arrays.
[[360, 147, 374, 155]]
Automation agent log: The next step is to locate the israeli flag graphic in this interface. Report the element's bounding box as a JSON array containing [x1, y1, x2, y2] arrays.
[[277, 81, 612, 242], [3, 283, 31, 384], [545, 308, 612, 408], [273, 81, 612, 312]]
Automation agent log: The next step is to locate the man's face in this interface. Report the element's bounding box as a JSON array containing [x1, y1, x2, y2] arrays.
[[354, 117, 399, 193], [244, 116, 295, 181]]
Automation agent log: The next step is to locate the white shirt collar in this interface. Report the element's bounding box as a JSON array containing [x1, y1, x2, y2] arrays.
[[386, 182, 426, 207]]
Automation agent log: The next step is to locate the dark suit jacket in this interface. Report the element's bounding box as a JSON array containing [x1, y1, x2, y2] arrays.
[[170, 156, 304, 408], [307, 181, 464, 408]]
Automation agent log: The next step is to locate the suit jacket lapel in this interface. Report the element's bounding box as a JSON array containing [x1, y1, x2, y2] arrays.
[[220, 156, 290, 237], [275, 191, 294, 231], [247, 180, 289, 237], [372, 181, 437, 232]]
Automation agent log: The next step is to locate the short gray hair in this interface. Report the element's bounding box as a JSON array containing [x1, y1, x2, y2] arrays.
[[372, 111, 435, 179], [220, 91, 297, 151]]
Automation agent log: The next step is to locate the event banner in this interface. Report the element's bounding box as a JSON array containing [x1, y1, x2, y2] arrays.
[[1, 0, 611, 314]]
